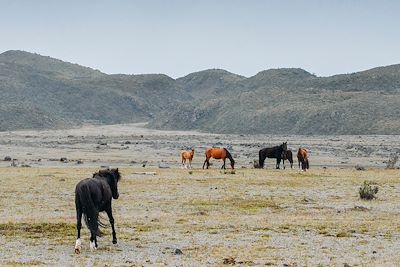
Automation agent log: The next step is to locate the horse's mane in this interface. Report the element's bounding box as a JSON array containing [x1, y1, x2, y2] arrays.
[[92, 168, 121, 181], [223, 148, 235, 164]]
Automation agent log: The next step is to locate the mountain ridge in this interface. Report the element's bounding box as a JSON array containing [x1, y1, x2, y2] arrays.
[[1, 50, 399, 134]]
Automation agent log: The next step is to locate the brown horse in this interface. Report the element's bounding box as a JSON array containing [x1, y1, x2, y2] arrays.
[[281, 150, 293, 169], [203, 148, 235, 170], [181, 148, 195, 169], [297, 148, 309, 171]]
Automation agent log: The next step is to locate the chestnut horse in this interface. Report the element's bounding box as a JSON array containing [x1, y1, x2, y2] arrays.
[[181, 148, 195, 169], [297, 148, 309, 171], [203, 148, 235, 170]]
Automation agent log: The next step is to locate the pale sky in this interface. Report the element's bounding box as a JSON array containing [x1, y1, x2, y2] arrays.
[[1, 0, 399, 78]]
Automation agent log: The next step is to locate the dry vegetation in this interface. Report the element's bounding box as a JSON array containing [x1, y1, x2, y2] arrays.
[[1, 167, 400, 266]]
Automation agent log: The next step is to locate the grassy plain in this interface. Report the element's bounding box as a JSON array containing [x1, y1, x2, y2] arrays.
[[0, 167, 399, 266]]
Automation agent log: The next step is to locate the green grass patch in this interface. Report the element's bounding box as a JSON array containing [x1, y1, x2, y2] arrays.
[[4, 260, 44, 266], [0, 222, 75, 239]]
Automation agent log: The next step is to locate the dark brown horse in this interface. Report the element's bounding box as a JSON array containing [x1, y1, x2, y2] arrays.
[[281, 150, 293, 169], [203, 147, 235, 169], [297, 148, 309, 171], [74, 168, 121, 254], [259, 142, 287, 169]]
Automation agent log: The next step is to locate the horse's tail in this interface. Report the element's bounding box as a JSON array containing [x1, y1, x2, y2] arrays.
[[77, 184, 103, 237], [224, 148, 235, 168], [259, 150, 265, 168]]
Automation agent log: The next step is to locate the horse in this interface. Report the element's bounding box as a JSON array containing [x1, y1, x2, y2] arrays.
[[281, 149, 293, 169], [181, 148, 195, 169], [203, 147, 235, 169], [297, 148, 309, 171], [258, 142, 287, 169], [74, 168, 121, 254]]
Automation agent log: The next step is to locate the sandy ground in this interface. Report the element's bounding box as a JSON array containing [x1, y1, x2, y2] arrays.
[[0, 123, 399, 266], [0, 123, 399, 169]]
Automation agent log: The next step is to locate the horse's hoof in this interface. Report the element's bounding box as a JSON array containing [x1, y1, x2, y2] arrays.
[[74, 239, 81, 254], [89, 241, 97, 251], [112, 239, 117, 244]]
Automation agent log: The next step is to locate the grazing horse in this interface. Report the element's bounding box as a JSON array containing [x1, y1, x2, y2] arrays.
[[297, 148, 309, 171], [203, 147, 235, 169], [259, 142, 287, 169], [281, 150, 293, 169], [74, 168, 121, 254], [181, 148, 195, 169]]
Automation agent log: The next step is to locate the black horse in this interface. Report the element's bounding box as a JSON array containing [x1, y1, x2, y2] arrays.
[[74, 168, 121, 254], [281, 150, 293, 169], [259, 142, 287, 169]]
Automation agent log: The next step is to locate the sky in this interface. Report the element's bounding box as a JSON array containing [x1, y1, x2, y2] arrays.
[[1, 0, 399, 78]]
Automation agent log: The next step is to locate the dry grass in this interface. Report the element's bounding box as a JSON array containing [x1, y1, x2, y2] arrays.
[[0, 167, 400, 265]]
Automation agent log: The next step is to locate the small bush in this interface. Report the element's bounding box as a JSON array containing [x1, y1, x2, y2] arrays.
[[359, 181, 378, 200], [386, 154, 398, 169]]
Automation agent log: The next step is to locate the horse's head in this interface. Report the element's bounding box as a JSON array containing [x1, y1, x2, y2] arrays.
[[230, 159, 235, 169], [109, 168, 121, 199], [282, 142, 287, 152], [95, 168, 121, 199]]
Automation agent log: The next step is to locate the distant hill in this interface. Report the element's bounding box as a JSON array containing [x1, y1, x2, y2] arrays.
[[1, 50, 399, 134]]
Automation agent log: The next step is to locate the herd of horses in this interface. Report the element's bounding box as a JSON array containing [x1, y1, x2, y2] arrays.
[[74, 143, 309, 253], [181, 142, 310, 171]]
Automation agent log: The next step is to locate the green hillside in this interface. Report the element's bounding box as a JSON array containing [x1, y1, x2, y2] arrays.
[[1, 50, 399, 134]]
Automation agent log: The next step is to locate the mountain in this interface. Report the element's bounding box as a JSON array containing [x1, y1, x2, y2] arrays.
[[0, 50, 187, 131], [1, 50, 399, 134]]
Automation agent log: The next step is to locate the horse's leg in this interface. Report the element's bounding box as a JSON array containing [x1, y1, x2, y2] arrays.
[[221, 158, 226, 169], [202, 159, 207, 169], [258, 151, 264, 169], [106, 206, 117, 244], [89, 212, 98, 251], [276, 158, 281, 169], [282, 159, 286, 170], [90, 231, 97, 251], [189, 159, 192, 169], [74, 206, 83, 254]]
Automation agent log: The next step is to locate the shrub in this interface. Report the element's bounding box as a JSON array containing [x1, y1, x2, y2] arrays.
[[386, 154, 398, 169], [359, 181, 378, 200]]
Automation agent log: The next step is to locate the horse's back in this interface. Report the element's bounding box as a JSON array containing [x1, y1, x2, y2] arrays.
[[182, 150, 194, 160], [261, 146, 281, 158], [297, 148, 308, 159], [207, 148, 225, 159], [75, 178, 108, 206]]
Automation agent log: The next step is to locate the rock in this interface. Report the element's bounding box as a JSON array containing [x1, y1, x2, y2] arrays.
[[173, 248, 183, 255], [223, 257, 236, 265], [60, 157, 68, 163], [76, 160, 84, 164], [158, 163, 170, 169], [4, 156, 11, 161], [124, 141, 132, 144], [142, 161, 147, 167], [355, 165, 366, 171]]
